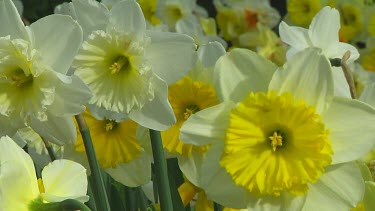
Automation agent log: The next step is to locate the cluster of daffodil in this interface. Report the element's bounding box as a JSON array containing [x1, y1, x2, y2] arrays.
[[2, 0, 375, 210]]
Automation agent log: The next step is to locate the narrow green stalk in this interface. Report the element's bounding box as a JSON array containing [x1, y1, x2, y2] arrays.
[[42, 138, 57, 161], [149, 129, 173, 211], [75, 114, 111, 211], [137, 187, 148, 211], [86, 179, 98, 211]]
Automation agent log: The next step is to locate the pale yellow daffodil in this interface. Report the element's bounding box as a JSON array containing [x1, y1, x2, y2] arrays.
[[0, 136, 88, 211]]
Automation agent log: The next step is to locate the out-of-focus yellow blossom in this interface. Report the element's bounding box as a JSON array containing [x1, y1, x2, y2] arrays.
[[287, 0, 322, 27], [368, 12, 375, 35], [362, 49, 375, 71], [336, 2, 364, 42], [0, 136, 88, 211], [215, 0, 280, 44], [199, 17, 217, 36], [239, 23, 286, 65], [138, 0, 161, 26]]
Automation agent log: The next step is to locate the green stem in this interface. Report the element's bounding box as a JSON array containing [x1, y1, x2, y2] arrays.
[[42, 138, 57, 161], [75, 114, 111, 211], [137, 187, 148, 211], [86, 178, 98, 211], [149, 129, 173, 211]]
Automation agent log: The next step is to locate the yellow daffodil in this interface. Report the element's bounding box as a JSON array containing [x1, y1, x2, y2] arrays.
[[73, 109, 153, 187], [161, 42, 226, 156], [180, 48, 375, 210], [336, 1, 364, 42], [60, 0, 197, 131], [0, 0, 91, 145], [0, 136, 88, 210], [287, 0, 322, 27]]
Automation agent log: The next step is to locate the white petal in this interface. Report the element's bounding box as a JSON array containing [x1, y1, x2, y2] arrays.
[[47, 74, 92, 116], [30, 113, 76, 145], [308, 6, 340, 51], [178, 150, 205, 187], [269, 48, 334, 114], [197, 41, 226, 68], [30, 14, 83, 75], [331, 66, 351, 98], [325, 42, 360, 63], [41, 159, 88, 203], [0, 0, 28, 40], [0, 136, 39, 210], [180, 101, 235, 146], [105, 151, 152, 187], [145, 30, 197, 85], [359, 82, 375, 106], [248, 193, 306, 211], [68, 0, 109, 38], [129, 74, 175, 131], [214, 48, 277, 102], [323, 97, 375, 164], [0, 114, 17, 137], [201, 143, 251, 209], [302, 162, 364, 211], [109, 0, 146, 38], [279, 21, 310, 56]]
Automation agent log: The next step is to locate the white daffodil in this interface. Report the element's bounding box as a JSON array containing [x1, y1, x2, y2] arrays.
[[180, 48, 375, 210], [0, 0, 91, 145], [0, 136, 88, 211], [61, 0, 197, 130], [279, 6, 360, 63]]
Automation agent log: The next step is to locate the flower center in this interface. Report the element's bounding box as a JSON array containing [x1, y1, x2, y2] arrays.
[[220, 91, 332, 196], [10, 68, 33, 87], [109, 55, 130, 74], [183, 104, 200, 120], [104, 119, 118, 131], [269, 131, 283, 151]]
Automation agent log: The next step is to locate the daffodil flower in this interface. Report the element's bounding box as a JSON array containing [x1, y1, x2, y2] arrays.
[[61, 0, 197, 130], [0, 0, 91, 145], [180, 48, 375, 210], [280, 6, 359, 63], [161, 41, 227, 157], [0, 136, 88, 211]]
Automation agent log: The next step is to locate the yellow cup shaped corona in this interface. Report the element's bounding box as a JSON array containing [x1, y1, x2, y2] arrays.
[[0, 0, 91, 144], [180, 48, 375, 210], [59, 0, 197, 131], [161, 42, 227, 157], [74, 109, 153, 187], [0, 136, 88, 211]]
